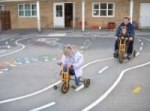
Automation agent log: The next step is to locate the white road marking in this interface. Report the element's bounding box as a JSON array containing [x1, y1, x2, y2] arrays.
[[76, 59, 113, 92], [140, 47, 143, 50], [136, 52, 140, 56], [98, 66, 109, 74], [30, 102, 56, 111], [81, 61, 150, 111], [0, 38, 26, 58], [75, 85, 84, 92], [10, 64, 16, 67], [47, 33, 66, 37], [0, 80, 61, 104], [81, 57, 113, 69], [141, 42, 144, 46], [6, 41, 8, 45], [7, 45, 10, 49]]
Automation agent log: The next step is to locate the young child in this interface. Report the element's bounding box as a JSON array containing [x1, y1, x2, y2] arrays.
[[57, 44, 83, 86], [114, 26, 133, 59], [119, 26, 129, 37]]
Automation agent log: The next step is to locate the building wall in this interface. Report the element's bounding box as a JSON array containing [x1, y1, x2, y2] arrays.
[[85, 0, 126, 29], [40, 0, 82, 29], [0, 1, 37, 29], [0, 0, 148, 29]]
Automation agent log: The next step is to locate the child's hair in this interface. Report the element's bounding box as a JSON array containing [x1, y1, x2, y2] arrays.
[[64, 44, 73, 51], [63, 44, 73, 56]]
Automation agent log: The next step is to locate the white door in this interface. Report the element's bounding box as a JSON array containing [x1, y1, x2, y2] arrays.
[[140, 3, 150, 29], [54, 3, 64, 28]]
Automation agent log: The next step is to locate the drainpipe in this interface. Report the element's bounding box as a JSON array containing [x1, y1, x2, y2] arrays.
[[130, 0, 133, 23], [82, 0, 85, 31], [36, 0, 41, 32]]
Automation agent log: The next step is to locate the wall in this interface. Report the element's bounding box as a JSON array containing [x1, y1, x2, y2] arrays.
[[0, 0, 147, 29]]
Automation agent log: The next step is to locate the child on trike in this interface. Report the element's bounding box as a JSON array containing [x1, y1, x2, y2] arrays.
[[54, 44, 90, 94]]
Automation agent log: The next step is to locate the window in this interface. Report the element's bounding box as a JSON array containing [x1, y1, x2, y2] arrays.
[[0, 5, 4, 12], [56, 5, 63, 17], [92, 2, 115, 17], [18, 3, 37, 17]]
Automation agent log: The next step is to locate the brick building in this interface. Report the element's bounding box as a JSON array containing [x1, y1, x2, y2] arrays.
[[0, 0, 150, 31]]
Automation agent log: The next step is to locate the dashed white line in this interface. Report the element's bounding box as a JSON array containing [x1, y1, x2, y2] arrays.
[[75, 85, 84, 92], [76, 66, 109, 92], [141, 42, 144, 46], [136, 52, 140, 56], [7, 45, 10, 49], [6, 41, 8, 45], [98, 66, 109, 74], [30, 102, 56, 111], [81, 61, 150, 111], [140, 47, 143, 50]]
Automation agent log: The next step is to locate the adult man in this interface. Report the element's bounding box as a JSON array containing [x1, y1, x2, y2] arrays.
[[114, 16, 135, 58]]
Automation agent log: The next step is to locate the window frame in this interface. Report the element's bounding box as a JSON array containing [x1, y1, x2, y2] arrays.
[[92, 2, 115, 18], [18, 3, 37, 18]]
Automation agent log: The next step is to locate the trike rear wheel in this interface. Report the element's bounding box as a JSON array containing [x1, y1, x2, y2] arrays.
[[84, 79, 90, 88]]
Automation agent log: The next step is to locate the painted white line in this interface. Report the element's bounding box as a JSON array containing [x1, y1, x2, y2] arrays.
[[7, 45, 10, 48], [140, 47, 143, 50], [6, 41, 8, 45], [75, 59, 113, 92], [81, 57, 113, 69], [75, 85, 84, 92], [81, 61, 150, 111], [30, 102, 56, 111], [136, 52, 140, 57], [0, 38, 26, 58], [98, 66, 109, 74], [0, 80, 61, 104], [141, 42, 144, 46], [10, 64, 16, 67], [47, 33, 66, 37]]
